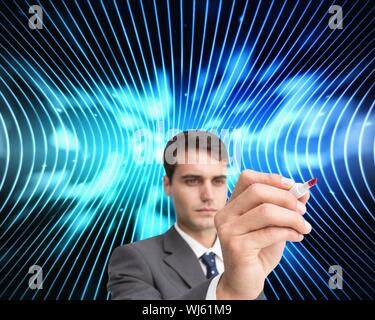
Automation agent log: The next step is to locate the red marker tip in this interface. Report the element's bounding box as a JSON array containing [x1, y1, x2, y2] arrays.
[[307, 178, 318, 187]]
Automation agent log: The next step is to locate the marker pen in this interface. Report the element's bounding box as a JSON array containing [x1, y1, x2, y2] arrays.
[[288, 178, 317, 198]]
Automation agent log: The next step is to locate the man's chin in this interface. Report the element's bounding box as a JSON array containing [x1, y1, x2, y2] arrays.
[[192, 217, 216, 230]]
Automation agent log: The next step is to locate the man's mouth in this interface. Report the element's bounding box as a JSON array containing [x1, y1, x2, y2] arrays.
[[196, 208, 217, 212]]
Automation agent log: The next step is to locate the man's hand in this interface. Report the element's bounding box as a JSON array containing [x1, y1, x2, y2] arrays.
[[215, 170, 312, 299]]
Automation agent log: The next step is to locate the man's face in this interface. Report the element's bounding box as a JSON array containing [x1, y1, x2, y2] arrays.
[[163, 150, 228, 233]]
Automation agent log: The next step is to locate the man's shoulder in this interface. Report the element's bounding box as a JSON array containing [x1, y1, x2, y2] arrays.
[[130, 233, 164, 251], [113, 231, 167, 257]]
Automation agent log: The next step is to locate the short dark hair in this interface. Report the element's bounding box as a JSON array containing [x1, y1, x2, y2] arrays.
[[163, 130, 229, 182]]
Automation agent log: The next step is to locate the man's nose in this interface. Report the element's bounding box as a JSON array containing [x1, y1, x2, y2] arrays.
[[200, 181, 214, 201]]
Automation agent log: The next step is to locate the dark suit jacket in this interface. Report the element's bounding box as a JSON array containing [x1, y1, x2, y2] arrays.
[[107, 225, 266, 300]]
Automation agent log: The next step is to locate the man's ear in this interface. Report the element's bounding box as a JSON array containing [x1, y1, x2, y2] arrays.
[[163, 176, 172, 196]]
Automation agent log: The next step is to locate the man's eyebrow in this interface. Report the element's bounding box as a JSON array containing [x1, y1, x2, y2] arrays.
[[180, 175, 202, 179], [213, 175, 227, 179], [179, 174, 227, 179]]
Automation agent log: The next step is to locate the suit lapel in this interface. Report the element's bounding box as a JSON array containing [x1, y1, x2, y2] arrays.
[[163, 226, 206, 288]]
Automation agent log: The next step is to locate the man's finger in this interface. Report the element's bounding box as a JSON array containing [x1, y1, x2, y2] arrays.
[[229, 170, 295, 202], [225, 183, 306, 217], [226, 204, 312, 236], [298, 191, 310, 205], [241, 227, 304, 249]]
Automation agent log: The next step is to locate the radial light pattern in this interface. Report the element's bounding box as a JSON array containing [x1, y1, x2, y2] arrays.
[[0, 0, 374, 299]]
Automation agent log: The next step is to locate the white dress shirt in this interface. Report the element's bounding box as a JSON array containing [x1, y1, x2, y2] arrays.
[[174, 222, 223, 300]]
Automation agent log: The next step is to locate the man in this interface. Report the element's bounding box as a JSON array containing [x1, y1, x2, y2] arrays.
[[107, 130, 311, 299]]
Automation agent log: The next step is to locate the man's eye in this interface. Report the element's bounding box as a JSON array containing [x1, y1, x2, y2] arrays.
[[185, 179, 198, 185], [213, 179, 226, 185]]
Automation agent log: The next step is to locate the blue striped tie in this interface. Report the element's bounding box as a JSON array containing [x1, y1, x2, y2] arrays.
[[200, 252, 219, 279]]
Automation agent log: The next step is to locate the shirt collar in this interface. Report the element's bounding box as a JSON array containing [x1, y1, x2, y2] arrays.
[[174, 222, 223, 261]]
